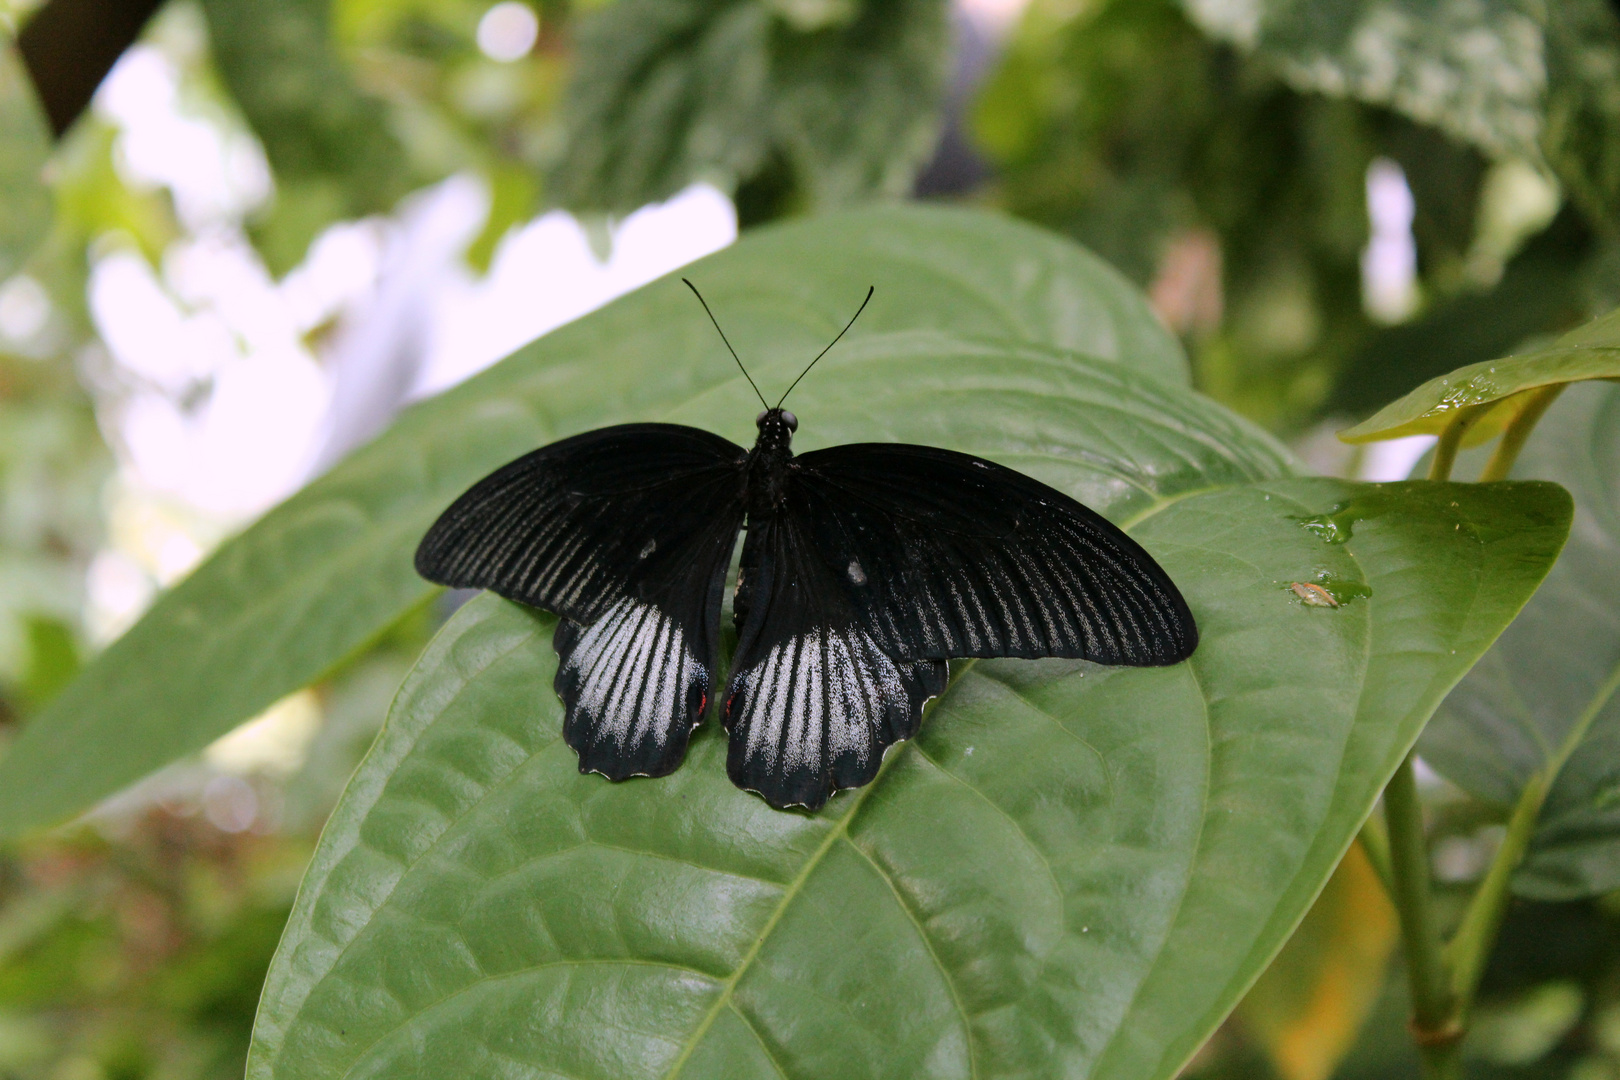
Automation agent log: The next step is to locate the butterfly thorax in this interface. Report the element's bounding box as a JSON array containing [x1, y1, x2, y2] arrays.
[[745, 408, 797, 513]]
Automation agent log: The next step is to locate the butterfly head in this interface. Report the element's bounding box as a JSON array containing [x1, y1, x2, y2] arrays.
[[754, 407, 797, 450]]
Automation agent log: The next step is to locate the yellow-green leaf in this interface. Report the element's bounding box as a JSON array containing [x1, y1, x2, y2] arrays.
[[1339, 305, 1620, 446]]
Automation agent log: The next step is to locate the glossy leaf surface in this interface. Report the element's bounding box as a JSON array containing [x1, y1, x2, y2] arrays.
[[250, 478, 1570, 1080], [1420, 383, 1620, 899], [1339, 305, 1620, 445], [0, 206, 1226, 838]]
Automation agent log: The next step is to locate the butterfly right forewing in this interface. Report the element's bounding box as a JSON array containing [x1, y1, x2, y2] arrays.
[[791, 442, 1197, 666]]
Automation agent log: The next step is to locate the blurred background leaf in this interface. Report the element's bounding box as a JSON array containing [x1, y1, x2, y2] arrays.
[[1420, 383, 1620, 901], [546, 0, 951, 221], [197, 0, 415, 272], [1182, 0, 1547, 166], [0, 35, 53, 279]]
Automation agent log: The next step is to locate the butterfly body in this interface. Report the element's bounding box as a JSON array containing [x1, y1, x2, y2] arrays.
[[416, 405, 1197, 810]]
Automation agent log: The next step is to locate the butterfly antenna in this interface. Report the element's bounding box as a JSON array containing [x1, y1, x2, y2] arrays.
[[684, 278, 768, 410], [776, 285, 874, 408]]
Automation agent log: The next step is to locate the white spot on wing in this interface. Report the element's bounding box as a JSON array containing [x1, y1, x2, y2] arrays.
[[562, 598, 701, 749], [733, 626, 907, 775], [847, 559, 866, 586]]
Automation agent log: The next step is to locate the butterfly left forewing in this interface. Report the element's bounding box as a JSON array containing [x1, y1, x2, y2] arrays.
[[723, 516, 947, 810]]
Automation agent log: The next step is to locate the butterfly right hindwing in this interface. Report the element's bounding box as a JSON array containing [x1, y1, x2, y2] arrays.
[[724, 514, 947, 810]]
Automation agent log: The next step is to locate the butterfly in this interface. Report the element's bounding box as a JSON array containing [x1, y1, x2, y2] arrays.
[[415, 280, 1198, 810]]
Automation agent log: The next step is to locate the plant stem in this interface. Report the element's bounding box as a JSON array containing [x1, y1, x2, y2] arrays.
[[1385, 754, 1462, 1079], [1443, 771, 1548, 1024], [1359, 813, 1394, 895], [1478, 385, 1564, 482], [1447, 661, 1620, 1020], [1429, 404, 1491, 482]]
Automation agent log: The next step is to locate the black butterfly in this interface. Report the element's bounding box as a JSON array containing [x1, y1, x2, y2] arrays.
[[415, 281, 1197, 810]]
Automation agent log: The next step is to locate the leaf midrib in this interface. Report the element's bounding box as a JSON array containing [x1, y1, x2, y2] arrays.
[[662, 661, 979, 1080], [659, 771, 880, 1080]]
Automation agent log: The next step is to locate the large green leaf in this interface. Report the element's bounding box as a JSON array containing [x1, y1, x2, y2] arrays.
[[546, 0, 949, 216], [0, 206, 1222, 839], [1339, 303, 1620, 445], [0, 34, 52, 279], [248, 477, 1570, 1080], [1420, 382, 1620, 899]]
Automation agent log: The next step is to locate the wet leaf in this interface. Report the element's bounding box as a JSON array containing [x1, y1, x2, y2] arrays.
[[248, 477, 1570, 1080], [1420, 382, 1620, 899], [0, 206, 1235, 838], [1338, 304, 1620, 446]]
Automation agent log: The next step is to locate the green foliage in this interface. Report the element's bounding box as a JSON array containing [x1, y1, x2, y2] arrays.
[[7, 0, 1620, 1073], [974, 0, 1620, 433], [0, 34, 52, 279], [1183, 0, 1620, 233], [974, 0, 1379, 429], [0, 351, 108, 714], [1340, 304, 1620, 444], [0, 823, 308, 1080], [199, 0, 413, 270], [1182, 0, 1546, 165], [1420, 383, 1620, 900], [546, 0, 950, 218], [248, 477, 1568, 1079], [0, 206, 1200, 840], [1524, 0, 1620, 234]]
